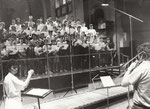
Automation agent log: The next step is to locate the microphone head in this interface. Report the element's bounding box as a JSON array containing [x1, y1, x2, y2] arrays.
[[101, 3, 109, 7]]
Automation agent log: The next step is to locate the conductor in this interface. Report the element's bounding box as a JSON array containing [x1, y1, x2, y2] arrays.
[[3, 59, 34, 109]]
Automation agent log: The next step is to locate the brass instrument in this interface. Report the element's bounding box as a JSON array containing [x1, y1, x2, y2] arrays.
[[121, 51, 147, 71], [118, 51, 147, 78]]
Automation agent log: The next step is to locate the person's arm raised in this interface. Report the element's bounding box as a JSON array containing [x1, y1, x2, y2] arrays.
[[24, 69, 34, 88]]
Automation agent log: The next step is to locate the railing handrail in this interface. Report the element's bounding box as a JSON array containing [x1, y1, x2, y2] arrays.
[[120, 53, 129, 59], [0, 51, 114, 62]]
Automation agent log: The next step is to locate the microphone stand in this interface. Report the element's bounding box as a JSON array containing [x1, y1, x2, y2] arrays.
[[63, 26, 77, 97], [107, 5, 143, 58], [102, 5, 143, 108]]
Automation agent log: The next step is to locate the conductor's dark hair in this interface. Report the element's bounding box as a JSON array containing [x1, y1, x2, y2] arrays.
[[137, 42, 150, 59], [8, 59, 18, 70]]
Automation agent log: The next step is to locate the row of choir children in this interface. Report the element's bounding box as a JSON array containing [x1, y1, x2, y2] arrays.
[[0, 15, 114, 58], [0, 15, 114, 76], [0, 33, 114, 59]]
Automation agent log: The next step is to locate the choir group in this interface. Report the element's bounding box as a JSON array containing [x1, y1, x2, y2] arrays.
[[0, 15, 115, 78]]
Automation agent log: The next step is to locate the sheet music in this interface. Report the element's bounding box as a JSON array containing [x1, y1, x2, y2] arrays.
[[26, 88, 50, 97], [100, 76, 115, 87]]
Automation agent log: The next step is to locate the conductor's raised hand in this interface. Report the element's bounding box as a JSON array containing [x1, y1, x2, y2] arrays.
[[28, 69, 34, 76]]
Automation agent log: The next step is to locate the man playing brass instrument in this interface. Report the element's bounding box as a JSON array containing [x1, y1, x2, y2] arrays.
[[121, 42, 150, 109]]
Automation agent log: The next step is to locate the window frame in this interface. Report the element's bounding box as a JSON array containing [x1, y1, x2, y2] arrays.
[[55, 0, 72, 18]]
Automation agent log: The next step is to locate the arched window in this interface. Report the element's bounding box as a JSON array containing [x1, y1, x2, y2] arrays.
[[55, 0, 72, 18]]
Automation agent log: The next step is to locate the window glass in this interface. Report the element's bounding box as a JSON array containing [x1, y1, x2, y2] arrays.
[[63, 0, 66, 4], [55, 0, 60, 8]]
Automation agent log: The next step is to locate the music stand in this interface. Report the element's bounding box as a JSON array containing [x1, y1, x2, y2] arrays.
[[100, 76, 115, 109], [23, 88, 52, 109]]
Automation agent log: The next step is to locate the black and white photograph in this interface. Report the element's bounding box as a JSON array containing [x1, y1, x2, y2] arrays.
[[0, 0, 150, 109]]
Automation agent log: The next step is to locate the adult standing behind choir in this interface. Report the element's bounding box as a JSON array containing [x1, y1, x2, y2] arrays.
[[0, 22, 7, 43]]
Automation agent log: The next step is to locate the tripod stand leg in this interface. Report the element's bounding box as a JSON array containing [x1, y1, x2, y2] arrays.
[[63, 90, 69, 97], [74, 88, 77, 93], [63, 88, 77, 97]]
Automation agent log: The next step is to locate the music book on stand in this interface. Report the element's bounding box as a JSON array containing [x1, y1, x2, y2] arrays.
[[100, 76, 115, 88], [23, 88, 52, 98]]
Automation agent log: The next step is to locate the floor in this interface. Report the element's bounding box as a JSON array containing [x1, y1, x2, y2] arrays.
[[100, 99, 133, 109], [0, 75, 133, 109], [22, 77, 134, 109]]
